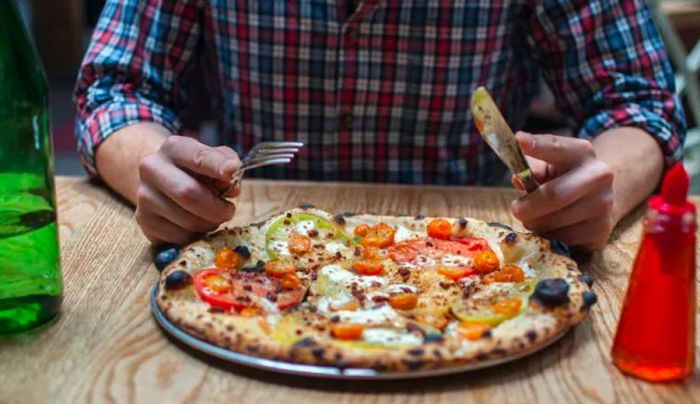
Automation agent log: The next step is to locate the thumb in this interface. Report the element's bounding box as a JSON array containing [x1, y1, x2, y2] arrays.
[[516, 132, 594, 172]]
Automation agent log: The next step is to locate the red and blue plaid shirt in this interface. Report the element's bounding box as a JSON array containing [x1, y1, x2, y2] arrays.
[[75, 0, 686, 185]]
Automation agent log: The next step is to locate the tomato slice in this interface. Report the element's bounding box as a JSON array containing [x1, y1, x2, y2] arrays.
[[193, 269, 248, 311], [194, 269, 305, 311], [388, 237, 492, 263]]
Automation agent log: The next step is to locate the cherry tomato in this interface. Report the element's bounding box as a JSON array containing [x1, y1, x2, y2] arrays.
[[416, 313, 448, 330], [288, 232, 312, 256], [483, 265, 525, 284], [473, 250, 500, 274], [360, 223, 396, 248], [330, 323, 364, 340], [215, 247, 241, 270], [427, 218, 453, 240], [388, 237, 492, 263], [353, 259, 384, 275], [456, 321, 491, 341], [437, 266, 474, 281], [193, 269, 246, 310], [354, 224, 370, 237], [362, 246, 382, 259], [388, 293, 418, 310], [452, 237, 491, 251], [279, 272, 302, 289], [264, 260, 296, 277], [491, 297, 522, 317]]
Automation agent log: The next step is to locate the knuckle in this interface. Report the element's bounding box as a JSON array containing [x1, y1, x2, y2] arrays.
[[161, 136, 181, 153], [138, 155, 158, 177], [193, 148, 212, 170], [173, 182, 200, 203], [577, 138, 595, 155], [541, 184, 564, 204]]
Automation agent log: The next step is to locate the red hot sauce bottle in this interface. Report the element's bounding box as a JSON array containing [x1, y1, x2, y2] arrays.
[[611, 163, 696, 382]]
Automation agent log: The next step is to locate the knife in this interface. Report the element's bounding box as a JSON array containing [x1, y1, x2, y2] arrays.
[[470, 86, 539, 192]]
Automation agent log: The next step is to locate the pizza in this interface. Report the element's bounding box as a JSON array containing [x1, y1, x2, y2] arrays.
[[155, 207, 597, 372]]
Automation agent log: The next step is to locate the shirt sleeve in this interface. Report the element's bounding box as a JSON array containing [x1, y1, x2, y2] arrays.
[[526, 0, 687, 167], [73, 0, 203, 176]]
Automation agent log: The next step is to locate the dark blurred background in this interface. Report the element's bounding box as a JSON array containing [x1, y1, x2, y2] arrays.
[[14, 0, 700, 184]]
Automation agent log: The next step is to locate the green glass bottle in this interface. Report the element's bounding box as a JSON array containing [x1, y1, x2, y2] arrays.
[[0, 0, 62, 334]]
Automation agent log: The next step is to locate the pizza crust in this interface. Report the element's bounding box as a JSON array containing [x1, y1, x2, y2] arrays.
[[156, 208, 593, 371]]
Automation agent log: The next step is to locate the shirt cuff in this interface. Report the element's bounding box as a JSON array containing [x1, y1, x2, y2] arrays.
[[75, 100, 181, 177], [577, 103, 685, 168]]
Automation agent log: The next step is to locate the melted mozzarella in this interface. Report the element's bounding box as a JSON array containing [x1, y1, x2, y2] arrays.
[[325, 241, 346, 253], [320, 264, 388, 289], [295, 220, 316, 235], [270, 239, 290, 256], [337, 305, 401, 325], [394, 225, 420, 242], [521, 262, 537, 278], [440, 254, 471, 267], [386, 283, 419, 294], [363, 328, 422, 345]]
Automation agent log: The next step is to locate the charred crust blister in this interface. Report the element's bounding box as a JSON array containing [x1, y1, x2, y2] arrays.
[[459, 217, 468, 227], [342, 211, 356, 217], [526, 330, 537, 342], [488, 222, 514, 231], [164, 270, 192, 290], [234, 245, 251, 259], [333, 214, 347, 225], [532, 278, 570, 307], [550, 239, 571, 257], [581, 291, 598, 310], [299, 203, 316, 210], [414, 214, 425, 220], [154, 247, 180, 271], [578, 274, 594, 287], [423, 334, 444, 343], [504, 232, 517, 244], [241, 260, 265, 273]]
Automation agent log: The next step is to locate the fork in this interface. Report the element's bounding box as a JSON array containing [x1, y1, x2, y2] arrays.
[[214, 141, 303, 197]]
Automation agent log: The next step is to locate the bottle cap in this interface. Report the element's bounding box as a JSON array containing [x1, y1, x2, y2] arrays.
[[648, 163, 696, 216]]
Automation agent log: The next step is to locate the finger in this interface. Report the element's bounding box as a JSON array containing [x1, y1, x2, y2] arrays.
[[137, 184, 220, 233], [511, 160, 613, 222], [161, 136, 241, 181], [522, 190, 614, 233], [136, 208, 195, 246], [516, 132, 595, 172], [511, 156, 557, 190], [139, 154, 236, 223], [541, 216, 613, 251]]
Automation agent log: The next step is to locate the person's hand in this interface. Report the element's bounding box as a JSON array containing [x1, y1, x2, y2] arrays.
[[510, 132, 615, 250], [136, 135, 241, 245]]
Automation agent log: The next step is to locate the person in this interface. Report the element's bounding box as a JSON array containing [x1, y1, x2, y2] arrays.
[[74, 0, 686, 250]]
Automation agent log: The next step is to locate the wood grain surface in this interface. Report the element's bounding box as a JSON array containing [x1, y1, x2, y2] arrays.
[[1, 177, 698, 404]]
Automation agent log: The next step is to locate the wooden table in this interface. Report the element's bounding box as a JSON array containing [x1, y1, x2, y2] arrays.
[[1, 177, 698, 403]]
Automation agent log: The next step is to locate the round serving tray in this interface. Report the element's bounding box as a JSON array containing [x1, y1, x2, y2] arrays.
[[150, 282, 566, 380]]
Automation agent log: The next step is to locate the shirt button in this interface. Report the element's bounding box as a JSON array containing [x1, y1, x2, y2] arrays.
[[341, 112, 353, 129], [346, 26, 359, 42]]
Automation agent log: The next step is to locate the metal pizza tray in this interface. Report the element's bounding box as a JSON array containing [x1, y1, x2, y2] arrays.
[[150, 282, 567, 380]]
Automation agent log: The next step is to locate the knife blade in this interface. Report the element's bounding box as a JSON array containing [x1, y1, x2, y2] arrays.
[[470, 86, 539, 192]]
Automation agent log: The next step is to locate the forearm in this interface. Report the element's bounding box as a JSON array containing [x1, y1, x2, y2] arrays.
[[592, 127, 664, 224], [94, 123, 170, 205]]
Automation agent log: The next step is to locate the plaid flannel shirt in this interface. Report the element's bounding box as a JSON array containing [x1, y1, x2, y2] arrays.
[[75, 0, 686, 185]]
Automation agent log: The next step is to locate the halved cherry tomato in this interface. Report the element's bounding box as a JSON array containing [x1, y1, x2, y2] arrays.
[[228, 272, 305, 311], [330, 323, 364, 340], [354, 224, 370, 237], [427, 218, 453, 240], [416, 314, 448, 330], [279, 272, 302, 289], [288, 232, 312, 256], [258, 319, 272, 335], [473, 250, 500, 274], [452, 237, 491, 251], [483, 265, 525, 284], [360, 223, 396, 248], [193, 269, 246, 310], [353, 259, 384, 275], [330, 299, 359, 312], [388, 293, 418, 310], [492, 297, 522, 316], [456, 321, 491, 341], [264, 260, 296, 277], [437, 266, 474, 281], [215, 247, 241, 270], [362, 246, 382, 259]]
